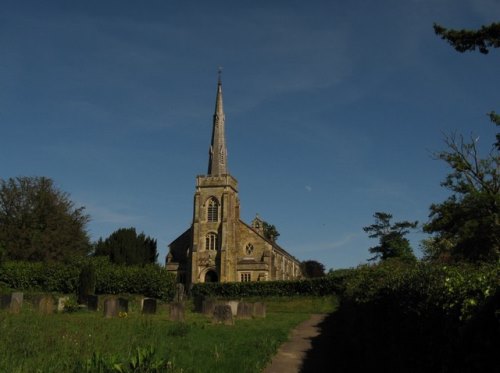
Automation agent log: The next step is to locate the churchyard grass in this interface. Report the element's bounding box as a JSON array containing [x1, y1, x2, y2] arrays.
[[0, 295, 337, 372]]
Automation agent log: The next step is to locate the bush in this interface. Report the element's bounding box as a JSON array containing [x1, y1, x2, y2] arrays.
[[0, 258, 176, 301], [191, 276, 344, 299], [324, 260, 500, 372]]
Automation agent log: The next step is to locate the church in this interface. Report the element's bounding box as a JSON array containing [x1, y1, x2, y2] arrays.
[[166, 76, 302, 285]]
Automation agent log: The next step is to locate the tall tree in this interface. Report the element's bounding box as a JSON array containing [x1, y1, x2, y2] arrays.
[[300, 260, 326, 278], [363, 212, 418, 262], [0, 176, 90, 262], [94, 227, 158, 266], [423, 133, 500, 262]]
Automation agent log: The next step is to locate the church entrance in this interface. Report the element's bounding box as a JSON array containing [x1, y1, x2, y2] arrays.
[[204, 270, 218, 283]]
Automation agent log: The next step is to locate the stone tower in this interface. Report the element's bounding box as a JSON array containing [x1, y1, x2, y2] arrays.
[[167, 76, 302, 285], [190, 77, 240, 283]]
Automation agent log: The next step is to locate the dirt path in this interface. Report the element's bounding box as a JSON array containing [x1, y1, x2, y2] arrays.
[[262, 313, 329, 373]]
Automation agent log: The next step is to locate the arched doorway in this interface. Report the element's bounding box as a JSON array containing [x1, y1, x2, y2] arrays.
[[204, 270, 218, 283]]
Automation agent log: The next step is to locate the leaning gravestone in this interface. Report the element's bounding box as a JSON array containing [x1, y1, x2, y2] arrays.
[[86, 295, 99, 311], [169, 302, 185, 321], [213, 304, 234, 325], [142, 298, 157, 315], [253, 302, 266, 318], [237, 302, 254, 319], [103, 298, 118, 318]]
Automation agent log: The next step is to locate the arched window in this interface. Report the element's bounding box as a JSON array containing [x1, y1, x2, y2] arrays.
[[245, 243, 254, 255], [205, 233, 218, 251], [207, 197, 219, 222]]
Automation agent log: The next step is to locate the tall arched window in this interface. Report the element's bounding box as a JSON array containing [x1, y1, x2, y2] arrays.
[[205, 233, 218, 251], [207, 197, 219, 222]]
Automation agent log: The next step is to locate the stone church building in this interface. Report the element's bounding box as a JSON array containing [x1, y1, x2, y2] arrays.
[[166, 77, 302, 285]]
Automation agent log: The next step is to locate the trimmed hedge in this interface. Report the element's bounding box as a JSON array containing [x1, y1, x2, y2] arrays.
[[191, 276, 343, 298], [320, 260, 500, 372], [0, 257, 176, 301]]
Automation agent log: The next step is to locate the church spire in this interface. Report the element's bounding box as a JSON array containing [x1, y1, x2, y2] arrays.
[[208, 69, 228, 175]]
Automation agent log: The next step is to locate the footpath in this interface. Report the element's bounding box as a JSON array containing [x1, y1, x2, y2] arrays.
[[262, 313, 329, 373]]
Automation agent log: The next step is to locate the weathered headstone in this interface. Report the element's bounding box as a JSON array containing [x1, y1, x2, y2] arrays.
[[32, 295, 54, 314], [118, 298, 129, 313], [57, 297, 69, 312], [104, 298, 118, 318], [225, 300, 239, 316], [169, 302, 185, 321], [1, 292, 23, 314], [213, 304, 234, 325], [142, 298, 157, 315], [86, 295, 99, 311], [193, 295, 205, 312], [201, 298, 216, 316], [253, 302, 266, 318], [175, 283, 185, 302], [237, 302, 254, 319]]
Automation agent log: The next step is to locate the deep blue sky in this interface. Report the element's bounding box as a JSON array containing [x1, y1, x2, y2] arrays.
[[1, 0, 498, 270]]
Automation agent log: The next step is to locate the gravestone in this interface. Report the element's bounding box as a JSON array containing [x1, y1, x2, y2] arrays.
[[169, 302, 185, 321], [175, 283, 185, 302], [103, 298, 118, 318], [1, 293, 23, 314], [225, 300, 239, 316], [142, 298, 157, 315], [193, 295, 205, 312], [237, 302, 254, 319], [57, 297, 69, 312], [86, 295, 99, 311], [118, 298, 129, 313], [32, 295, 54, 314], [201, 298, 216, 316], [213, 304, 234, 325], [253, 302, 266, 318]]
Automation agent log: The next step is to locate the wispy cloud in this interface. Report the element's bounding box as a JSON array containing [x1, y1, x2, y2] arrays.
[[84, 203, 143, 225]]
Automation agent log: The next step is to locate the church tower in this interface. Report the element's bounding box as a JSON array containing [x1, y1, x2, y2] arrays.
[[167, 75, 302, 285], [189, 76, 240, 283]]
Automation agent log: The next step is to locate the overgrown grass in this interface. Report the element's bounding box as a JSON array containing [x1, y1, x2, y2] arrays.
[[0, 295, 337, 373]]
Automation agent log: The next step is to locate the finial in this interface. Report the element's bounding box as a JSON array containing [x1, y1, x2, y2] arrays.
[[217, 66, 223, 84]]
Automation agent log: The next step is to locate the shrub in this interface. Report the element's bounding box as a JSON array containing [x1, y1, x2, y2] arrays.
[[191, 276, 344, 299], [0, 258, 176, 301]]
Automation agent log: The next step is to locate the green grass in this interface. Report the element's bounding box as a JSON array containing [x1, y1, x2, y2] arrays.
[[0, 296, 337, 373]]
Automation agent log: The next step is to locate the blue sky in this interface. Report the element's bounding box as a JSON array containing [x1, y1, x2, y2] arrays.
[[1, 0, 498, 270]]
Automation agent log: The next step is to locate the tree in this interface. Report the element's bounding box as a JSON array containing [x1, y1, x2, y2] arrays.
[[0, 176, 90, 262], [300, 260, 326, 278], [262, 221, 280, 242], [94, 227, 158, 265], [363, 212, 418, 262], [423, 134, 500, 262], [433, 22, 500, 54]]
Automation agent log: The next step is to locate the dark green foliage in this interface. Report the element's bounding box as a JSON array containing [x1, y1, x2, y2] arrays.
[[77, 263, 96, 304], [94, 228, 158, 266], [0, 258, 176, 301], [363, 212, 417, 262], [424, 133, 500, 262], [0, 176, 90, 262], [324, 261, 499, 372], [191, 276, 343, 298], [433, 22, 500, 54], [262, 221, 280, 242], [300, 260, 326, 278]]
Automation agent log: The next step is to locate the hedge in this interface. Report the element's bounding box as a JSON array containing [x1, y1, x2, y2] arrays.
[[191, 276, 344, 298], [0, 257, 176, 301]]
